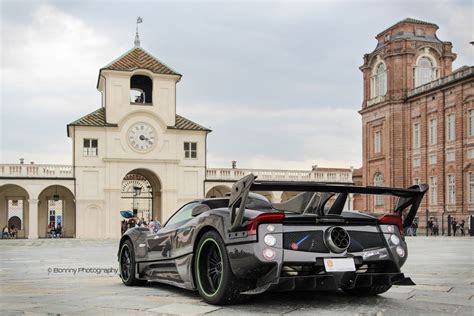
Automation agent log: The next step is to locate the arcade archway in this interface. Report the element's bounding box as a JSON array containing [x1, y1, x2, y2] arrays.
[[0, 184, 30, 238], [121, 169, 162, 223], [205, 185, 231, 198], [38, 185, 76, 238]]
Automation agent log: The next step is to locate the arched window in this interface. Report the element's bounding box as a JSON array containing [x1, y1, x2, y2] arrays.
[[371, 62, 387, 98], [374, 173, 384, 206], [415, 56, 437, 87], [130, 75, 153, 104], [375, 63, 386, 97]]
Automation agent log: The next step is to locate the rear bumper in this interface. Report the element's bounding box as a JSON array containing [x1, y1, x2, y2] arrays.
[[226, 242, 411, 293], [226, 223, 410, 293]]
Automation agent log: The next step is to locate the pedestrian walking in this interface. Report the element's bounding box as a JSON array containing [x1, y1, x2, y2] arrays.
[[128, 218, 136, 229], [413, 220, 418, 236], [452, 218, 457, 236], [460, 220, 465, 237], [428, 220, 434, 236], [432, 221, 439, 236], [121, 220, 128, 235]]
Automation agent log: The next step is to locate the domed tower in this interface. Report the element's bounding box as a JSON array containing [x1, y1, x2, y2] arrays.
[[361, 18, 456, 108], [359, 18, 457, 212]]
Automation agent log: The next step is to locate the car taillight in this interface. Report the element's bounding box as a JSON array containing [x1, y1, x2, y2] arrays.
[[378, 215, 404, 236], [247, 213, 285, 235]]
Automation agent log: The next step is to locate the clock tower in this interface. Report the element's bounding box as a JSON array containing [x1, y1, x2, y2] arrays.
[[68, 36, 211, 238]]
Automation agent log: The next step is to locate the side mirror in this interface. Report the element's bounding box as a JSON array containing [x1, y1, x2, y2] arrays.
[[191, 204, 211, 217]]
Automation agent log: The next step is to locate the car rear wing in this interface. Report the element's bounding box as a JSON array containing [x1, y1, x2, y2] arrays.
[[228, 174, 428, 232]]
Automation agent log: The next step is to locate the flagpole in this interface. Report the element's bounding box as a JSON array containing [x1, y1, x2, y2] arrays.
[[134, 16, 143, 47]]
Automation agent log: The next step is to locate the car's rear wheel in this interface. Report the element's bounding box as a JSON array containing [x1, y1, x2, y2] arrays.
[[119, 240, 146, 286], [343, 285, 392, 296], [195, 230, 243, 305]]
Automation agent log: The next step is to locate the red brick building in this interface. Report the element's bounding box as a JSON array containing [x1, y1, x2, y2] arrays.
[[358, 18, 474, 232]]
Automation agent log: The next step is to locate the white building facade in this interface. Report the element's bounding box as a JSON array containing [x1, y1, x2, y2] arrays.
[[0, 43, 354, 239]]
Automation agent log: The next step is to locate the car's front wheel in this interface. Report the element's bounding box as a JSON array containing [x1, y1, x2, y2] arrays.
[[343, 285, 392, 296], [119, 240, 146, 286], [195, 230, 243, 305]]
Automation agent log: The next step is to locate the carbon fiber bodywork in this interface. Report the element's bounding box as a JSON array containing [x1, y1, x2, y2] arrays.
[[118, 175, 427, 295]]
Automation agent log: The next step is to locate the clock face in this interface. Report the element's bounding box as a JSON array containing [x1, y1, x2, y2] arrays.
[[127, 122, 156, 152]]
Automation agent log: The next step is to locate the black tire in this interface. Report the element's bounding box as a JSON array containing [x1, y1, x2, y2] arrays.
[[119, 240, 146, 286], [194, 230, 244, 305], [343, 285, 392, 296]]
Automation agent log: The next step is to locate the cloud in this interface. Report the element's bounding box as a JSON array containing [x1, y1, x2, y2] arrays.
[[0, 4, 122, 163], [1, 4, 121, 114], [181, 102, 361, 169], [0, 0, 471, 170]]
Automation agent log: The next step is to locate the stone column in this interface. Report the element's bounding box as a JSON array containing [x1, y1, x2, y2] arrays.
[[347, 194, 354, 211], [28, 199, 39, 239], [273, 191, 283, 204]]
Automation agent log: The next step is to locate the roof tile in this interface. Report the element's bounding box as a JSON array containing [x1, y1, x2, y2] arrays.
[[102, 47, 181, 76], [68, 108, 210, 132]]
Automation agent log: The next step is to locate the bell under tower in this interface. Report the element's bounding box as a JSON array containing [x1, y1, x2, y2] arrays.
[[96, 32, 182, 127]]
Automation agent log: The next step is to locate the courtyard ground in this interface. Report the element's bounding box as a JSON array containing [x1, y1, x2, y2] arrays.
[[0, 237, 472, 315]]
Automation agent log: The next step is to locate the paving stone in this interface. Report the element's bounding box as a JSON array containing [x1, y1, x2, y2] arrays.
[[412, 284, 452, 292], [146, 303, 221, 314], [455, 306, 474, 316], [1, 237, 473, 314], [409, 293, 474, 307]]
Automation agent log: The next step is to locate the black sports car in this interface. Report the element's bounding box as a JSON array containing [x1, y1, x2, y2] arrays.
[[118, 174, 428, 305]]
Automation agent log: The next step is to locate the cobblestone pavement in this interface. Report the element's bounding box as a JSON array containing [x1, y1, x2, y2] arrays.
[[0, 237, 472, 315]]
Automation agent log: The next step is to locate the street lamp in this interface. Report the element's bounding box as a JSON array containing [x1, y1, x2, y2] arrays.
[[147, 185, 152, 221], [132, 186, 141, 217], [53, 185, 59, 202]]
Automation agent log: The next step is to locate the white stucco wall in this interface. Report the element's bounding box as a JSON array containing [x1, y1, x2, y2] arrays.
[[72, 69, 207, 239]]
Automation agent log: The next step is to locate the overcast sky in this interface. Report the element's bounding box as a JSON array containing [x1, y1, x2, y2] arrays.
[[0, 0, 472, 169]]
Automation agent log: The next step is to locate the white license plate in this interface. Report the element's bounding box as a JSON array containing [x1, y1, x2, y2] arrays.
[[323, 258, 356, 272]]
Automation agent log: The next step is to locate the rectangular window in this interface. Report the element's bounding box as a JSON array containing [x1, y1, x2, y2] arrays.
[[468, 148, 474, 159], [83, 139, 98, 156], [413, 123, 421, 149], [470, 173, 474, 204], [184, 142, 197, 159], [374, 131, 381, 154], [413, 157, 421, 168], [469, 109, 474, 137], [429, 176, 437, 205], [446, 114, 455, 142], [429, 153, 437, 165], [446, 174, 455, 205], [429, 118, 437, 145], [375, 195, 384, 207], [446, 150, 455, 162]]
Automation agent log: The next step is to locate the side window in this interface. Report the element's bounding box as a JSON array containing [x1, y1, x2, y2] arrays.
[[165, 202, 200, 226], [83, 139, 98, 156], [184, 142, 197, 159]]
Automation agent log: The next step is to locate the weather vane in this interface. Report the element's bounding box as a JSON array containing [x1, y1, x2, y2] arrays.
[[134, 16, 143, 47]]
